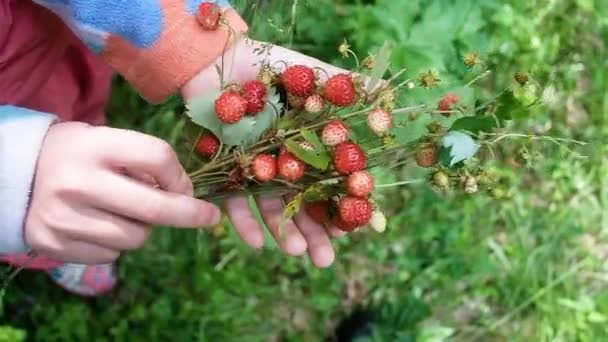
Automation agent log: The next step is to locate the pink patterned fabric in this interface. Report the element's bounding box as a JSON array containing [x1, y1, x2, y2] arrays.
[[0, 253, 63, 270], [1, 1, 116, 295]]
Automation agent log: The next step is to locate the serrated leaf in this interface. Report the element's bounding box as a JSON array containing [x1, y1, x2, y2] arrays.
[[285, 138, 330, 171], [441, 131, 480, 166], [450, 116, 496, 134], [185, 89, 223, 135], [365, 41, 392, 91], [279, 193, 303, 234], [300, 129, 326, 151], [392, 114, 433, 145]]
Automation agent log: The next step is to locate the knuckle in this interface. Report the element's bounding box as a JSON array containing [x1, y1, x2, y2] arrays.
[[122, 227, 149, 250]]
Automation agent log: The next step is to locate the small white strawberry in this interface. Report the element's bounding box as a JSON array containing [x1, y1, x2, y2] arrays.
[[304, 94, 326, 113], [321, 120, 349, 147], [369, 210, 387, 233], [367, 108, 393, 136]]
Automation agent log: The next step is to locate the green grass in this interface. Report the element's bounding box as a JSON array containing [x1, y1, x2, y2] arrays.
[[1, 1, 605, 341]]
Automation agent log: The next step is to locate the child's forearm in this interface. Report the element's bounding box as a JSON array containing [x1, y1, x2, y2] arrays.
[[0, 106, 55, 254], [32, 0, 248, 103]]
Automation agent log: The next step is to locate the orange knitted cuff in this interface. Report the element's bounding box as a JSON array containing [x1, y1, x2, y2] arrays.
[[100, 2, 247, 103]]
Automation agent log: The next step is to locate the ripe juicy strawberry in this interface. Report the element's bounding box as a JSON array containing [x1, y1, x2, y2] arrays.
[[323, 74, 357, 107], [305, 200, 331, 225], [437, 92, 459, 115], [196, 133, 220, 157], [197, 2, 221, 30], [243, 80, 267, 115], [333, 142, 367, 175], [215, 91, 248, 123], [304, 94, 326, 113], [338, 196, 372, 230], [333, 216, 359, 232], [277, 152, 306, 182], [321, 120, 349, 147], [367, 108, 393, 136], [346, 171, 374, 198], [415, 144, 439, 168], [252, 154, 277, 182], [282, 65, 316, 97]]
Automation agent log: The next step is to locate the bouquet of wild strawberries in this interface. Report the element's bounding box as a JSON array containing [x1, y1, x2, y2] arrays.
[[181, 34, 546, 234]]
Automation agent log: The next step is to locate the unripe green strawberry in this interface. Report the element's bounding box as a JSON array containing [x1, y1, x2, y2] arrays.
[[432, 171, 450, 188]]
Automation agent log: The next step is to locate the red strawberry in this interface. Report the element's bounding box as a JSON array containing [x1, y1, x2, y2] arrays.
[[367, 108, 393, 136], [196, 133, 220, 157], [277, 152, 306, 182], [215, 91, 248, 123], [243, 80, 267, 115], [337, 196, 372, 230], [346, 171, 374, 198], [321, 120, 349, 147], [333, 216, 359, 232], [333, 142, 366, 175], [282, 65, 316, 97], [415, 144, 439, 168], [323, 74, 357, 107], [305, 200, 331, 225], [252, 154, 277, 182], [437, 92, 459, 115], [304, 94, 326, 113], [196, 2, 221, 30]]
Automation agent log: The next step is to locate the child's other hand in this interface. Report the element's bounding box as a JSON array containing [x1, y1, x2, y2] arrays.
[[24, 122, 222, 264], [181, 38, 351, 268]]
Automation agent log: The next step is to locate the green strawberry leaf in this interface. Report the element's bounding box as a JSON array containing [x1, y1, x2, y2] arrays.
[[450, 116, 497, 134], [185, 87, 283, 147], [441, 131, 480, 167], [392, 113, 433, 145], [285, 137, 330, 171]]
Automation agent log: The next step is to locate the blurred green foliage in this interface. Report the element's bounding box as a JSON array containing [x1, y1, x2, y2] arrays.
[[1, 0, 605, 341]]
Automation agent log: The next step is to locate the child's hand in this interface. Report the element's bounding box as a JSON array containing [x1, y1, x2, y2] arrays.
[[181, 38, 351, 268], [24, 122, 222, 264]]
